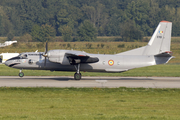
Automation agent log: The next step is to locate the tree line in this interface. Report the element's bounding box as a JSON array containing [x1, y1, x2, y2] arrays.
[[0, 0, 180, 42]]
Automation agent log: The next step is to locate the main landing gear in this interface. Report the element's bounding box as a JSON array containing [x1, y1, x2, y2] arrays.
[[17, 65, 82, 80], [19, 69, 24, 77], [74, 64, 81, 80]]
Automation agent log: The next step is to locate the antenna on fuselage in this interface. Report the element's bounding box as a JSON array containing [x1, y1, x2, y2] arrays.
[[42, 42, 48, 66]]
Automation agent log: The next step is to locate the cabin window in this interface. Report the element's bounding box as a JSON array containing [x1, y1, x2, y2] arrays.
[[28, 54, 39, 56], [28, 59, 34, 64]]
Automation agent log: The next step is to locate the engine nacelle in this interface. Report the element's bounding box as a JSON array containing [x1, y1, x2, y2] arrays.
[[69, 58, 81, 65], [47, 50, 70, 65]]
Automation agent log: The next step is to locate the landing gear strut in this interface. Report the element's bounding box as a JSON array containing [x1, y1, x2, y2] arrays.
[[19, 69, 24, 77], [74, 64, 81, 80]]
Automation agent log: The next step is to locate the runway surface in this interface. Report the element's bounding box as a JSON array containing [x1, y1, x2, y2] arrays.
[[0, 76, 180, 88]]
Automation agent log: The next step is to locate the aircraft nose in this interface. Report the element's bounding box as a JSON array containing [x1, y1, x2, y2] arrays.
[[5, 60, 10, 66], [5, 60, 20, 67]]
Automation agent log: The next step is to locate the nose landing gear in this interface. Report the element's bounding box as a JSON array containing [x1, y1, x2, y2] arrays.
[[19, 69, 24, 77]]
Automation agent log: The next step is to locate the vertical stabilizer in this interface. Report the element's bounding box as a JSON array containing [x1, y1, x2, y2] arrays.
[[116, 21, 172, 56], [143, 21, 172, 55]]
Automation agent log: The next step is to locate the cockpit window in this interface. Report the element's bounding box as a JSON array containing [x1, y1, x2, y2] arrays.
[[19, 54, 27, 57], [18, 54, 28, 59], [7, 54, 28, 61], [23, 54, 27, 57]]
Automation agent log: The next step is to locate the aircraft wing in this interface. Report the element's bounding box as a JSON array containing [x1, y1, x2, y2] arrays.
[[65, 51, 90, 57], [65, 51, 99, 65]]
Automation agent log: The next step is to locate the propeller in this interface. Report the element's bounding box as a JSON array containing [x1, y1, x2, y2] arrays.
[[42, 42, 48, 66]]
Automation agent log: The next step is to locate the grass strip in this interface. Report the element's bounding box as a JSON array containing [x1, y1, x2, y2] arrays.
[[0, 87, 180, 120]]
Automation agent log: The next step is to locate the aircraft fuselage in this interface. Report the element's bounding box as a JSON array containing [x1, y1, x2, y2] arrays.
[[5, 52, 156, 73]]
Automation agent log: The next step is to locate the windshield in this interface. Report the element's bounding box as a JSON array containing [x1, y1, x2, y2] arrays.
[[19, 54, 27, 58], [7, 54, 27, 61]]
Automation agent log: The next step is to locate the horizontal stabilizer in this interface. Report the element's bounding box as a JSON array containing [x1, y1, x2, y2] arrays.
[[154, 51, 173, 57], [154, 51, 173, 64]]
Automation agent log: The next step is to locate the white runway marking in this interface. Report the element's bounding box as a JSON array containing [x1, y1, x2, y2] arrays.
[[0, 76, 180, 88]]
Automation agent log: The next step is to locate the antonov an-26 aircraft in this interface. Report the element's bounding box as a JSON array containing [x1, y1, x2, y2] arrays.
[[5, 21, 174, 80]]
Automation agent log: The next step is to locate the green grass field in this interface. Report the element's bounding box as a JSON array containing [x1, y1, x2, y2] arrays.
[[0, 87, 180, 120]]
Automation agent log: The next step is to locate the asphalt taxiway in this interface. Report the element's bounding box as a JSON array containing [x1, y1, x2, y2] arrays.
[[0, 76, 180, 88]]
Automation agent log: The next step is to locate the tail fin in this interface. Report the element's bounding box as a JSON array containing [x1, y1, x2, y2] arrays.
[[116, 21, 172, 55], [143, 21, 172, 55]]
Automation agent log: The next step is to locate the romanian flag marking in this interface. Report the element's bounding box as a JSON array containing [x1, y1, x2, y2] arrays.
[[159, 31, 163, 33]]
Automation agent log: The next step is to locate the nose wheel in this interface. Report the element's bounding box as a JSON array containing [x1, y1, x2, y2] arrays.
[[74, 64, 81, 80], [19, 70, 24, 77]]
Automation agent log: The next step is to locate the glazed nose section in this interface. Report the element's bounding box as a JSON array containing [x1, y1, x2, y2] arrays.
[[5, 60, 11, 67], [5, 60, 20, 67]]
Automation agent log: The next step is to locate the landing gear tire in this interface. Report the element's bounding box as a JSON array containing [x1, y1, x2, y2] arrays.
[[74, 73, 81, 80], [19, 72, 24, 77], [73, 64, 82, 80]]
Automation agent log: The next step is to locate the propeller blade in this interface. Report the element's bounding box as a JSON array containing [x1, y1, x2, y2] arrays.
[[42, 42, 48, 57], [45, 42, 48, 54]]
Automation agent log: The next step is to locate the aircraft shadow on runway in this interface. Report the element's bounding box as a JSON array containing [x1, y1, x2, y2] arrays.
[[4, 76, 154, 81], [81, 77, 153, 81]]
